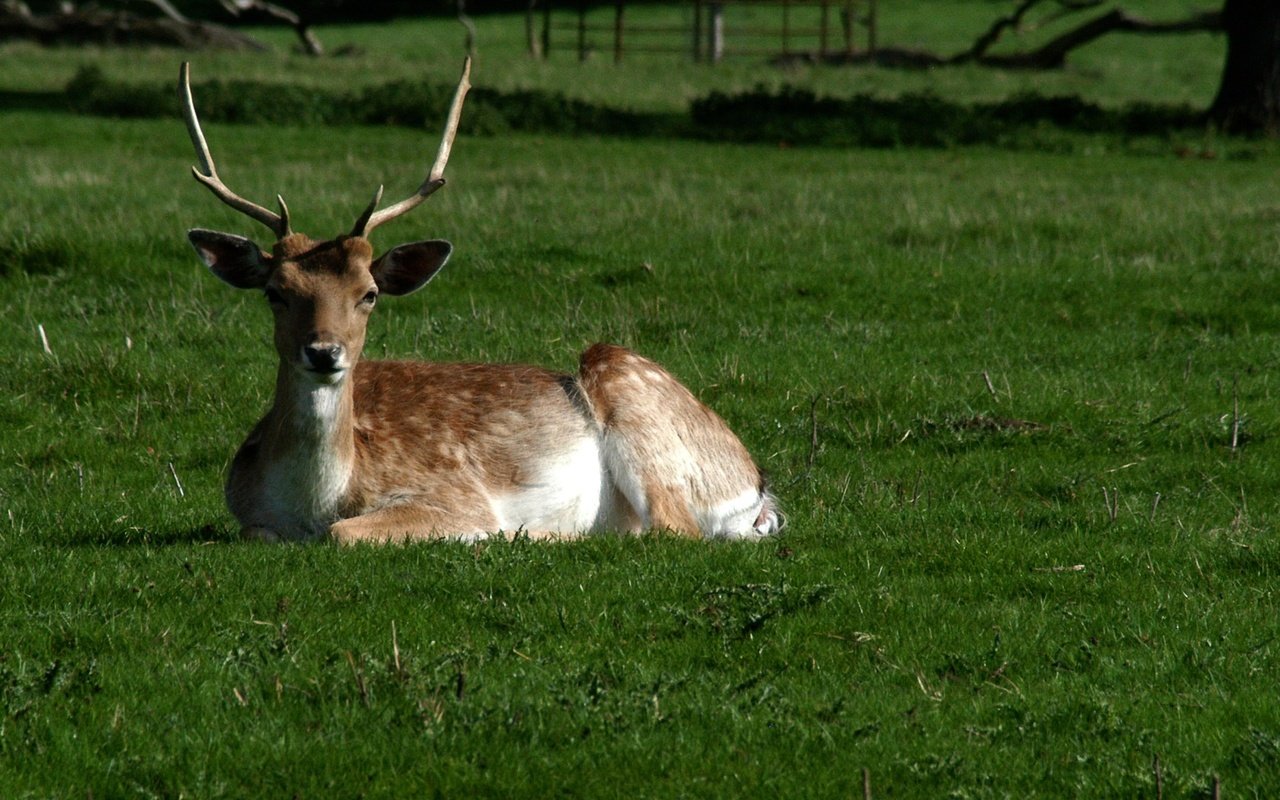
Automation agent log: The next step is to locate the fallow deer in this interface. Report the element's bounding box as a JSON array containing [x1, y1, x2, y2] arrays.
[[180, 60, 783, 544]]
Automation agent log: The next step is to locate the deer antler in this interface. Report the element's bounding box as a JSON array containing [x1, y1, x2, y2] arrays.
[[179, 62, 292, 239], [351, 56, 472, 238]]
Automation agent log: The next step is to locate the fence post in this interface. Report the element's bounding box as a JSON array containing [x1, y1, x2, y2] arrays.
[[693, 0, 703, 62], [708, 1, 723, 63], [614, 0, 624, 63], [781, 0, 790, 56], [542, 0, 552, 57], [866, 0, 877, 54], [841, 0, 854, 54], [527, 0, 542, 58], [819, 0, 829, 59]]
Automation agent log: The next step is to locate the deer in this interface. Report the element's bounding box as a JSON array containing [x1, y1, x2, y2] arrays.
[[179, 60, 784, 545]]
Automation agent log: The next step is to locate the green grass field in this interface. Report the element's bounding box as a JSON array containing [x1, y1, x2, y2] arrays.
[[3, 5, 1280, 797]]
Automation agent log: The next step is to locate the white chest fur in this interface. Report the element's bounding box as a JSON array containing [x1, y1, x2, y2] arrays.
[[259, 380, 353, 539]]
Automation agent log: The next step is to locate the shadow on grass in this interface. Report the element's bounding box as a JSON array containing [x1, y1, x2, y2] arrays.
[[0, 238, 81, 277], [66, 524, 236, 548], [690, 87, 1210, 148], [0, 89, 70, 113]]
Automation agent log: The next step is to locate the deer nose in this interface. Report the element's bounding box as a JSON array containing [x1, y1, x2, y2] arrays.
[[302, 343, 344, 372]]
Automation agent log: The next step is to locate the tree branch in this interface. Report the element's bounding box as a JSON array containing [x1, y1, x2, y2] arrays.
[[977, 8, 1223, 69], [951, 0, 1053, 64], [131, 0, 189, 25], [220, 0, 322, 56], [0, 2, 268, 49], [796, 3, 1222, 70]]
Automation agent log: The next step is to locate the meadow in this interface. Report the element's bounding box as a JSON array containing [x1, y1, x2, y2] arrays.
[[2, 3, 1279, 797]]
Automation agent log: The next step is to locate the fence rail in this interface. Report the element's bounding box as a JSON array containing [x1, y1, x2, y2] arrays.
[[532, 0, 879, 63]]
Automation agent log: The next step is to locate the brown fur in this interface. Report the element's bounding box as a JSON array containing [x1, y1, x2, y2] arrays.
[[578, 344, 763, 535], [193, 216, 779, 544], [182, 57, 780, 543], [226, 358, 602, 542]]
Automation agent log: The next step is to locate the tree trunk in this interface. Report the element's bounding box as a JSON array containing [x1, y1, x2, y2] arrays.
[[1208, 0, 1280, 133]]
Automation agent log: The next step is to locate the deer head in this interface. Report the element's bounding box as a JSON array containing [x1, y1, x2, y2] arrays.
[[180, 60, 471, 384]]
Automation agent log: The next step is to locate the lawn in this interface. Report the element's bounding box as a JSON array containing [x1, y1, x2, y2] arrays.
[[2, 5, 1279, 797]]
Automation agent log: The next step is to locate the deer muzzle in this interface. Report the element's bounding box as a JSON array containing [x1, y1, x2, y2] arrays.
[[302, 342, 347, 376]]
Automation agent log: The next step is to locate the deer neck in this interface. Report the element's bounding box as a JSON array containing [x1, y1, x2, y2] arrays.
[[270, 362, 355, 449], [262, 363, 357, 522]]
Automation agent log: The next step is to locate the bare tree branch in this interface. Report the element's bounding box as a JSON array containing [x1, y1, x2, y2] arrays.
[[131, 0, 189, 25], [950, 0, 1107, 64], [0, 2, 268, 49], [220, 0, 322, 56], [951, 0, 1050, 64], [1035, 0, 1107, 29], [790, 3, 1222, 70], [978, 8, 1223, 69]]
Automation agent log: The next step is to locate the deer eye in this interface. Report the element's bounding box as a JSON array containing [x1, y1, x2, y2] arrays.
[[361, 290, 378, 307], [264, 287, 286, 306]]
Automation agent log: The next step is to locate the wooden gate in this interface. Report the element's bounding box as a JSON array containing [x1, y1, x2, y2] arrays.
[[531, 0, 879, 63]]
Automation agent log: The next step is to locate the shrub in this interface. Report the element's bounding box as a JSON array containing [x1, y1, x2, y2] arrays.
[[64, 67, 1209, 149]]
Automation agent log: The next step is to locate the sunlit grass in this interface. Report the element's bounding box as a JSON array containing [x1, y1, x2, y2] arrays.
[[1, 7, 1277, 796]]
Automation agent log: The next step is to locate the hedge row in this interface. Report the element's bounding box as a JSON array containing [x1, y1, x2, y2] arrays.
[[67, 65, 662, 136], [66, 66, 1207, 149], [690, 87, 1206, 148]]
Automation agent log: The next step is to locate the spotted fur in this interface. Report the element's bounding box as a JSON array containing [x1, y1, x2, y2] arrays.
[[192, 224, 782, 545]]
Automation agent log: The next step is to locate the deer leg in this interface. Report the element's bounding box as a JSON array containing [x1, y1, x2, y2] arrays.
[[329, 503, 494, 545], [579, 343, 770, 539], [328, 504, 583, 545], [641, 478, 703, 536], [241, 525, 282, 543]]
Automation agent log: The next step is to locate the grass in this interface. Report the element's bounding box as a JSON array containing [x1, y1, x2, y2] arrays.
[[3, 5, 1280, 797]]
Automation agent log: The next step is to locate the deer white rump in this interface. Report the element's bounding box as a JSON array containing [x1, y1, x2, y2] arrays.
[[180, 59, 783, 544]]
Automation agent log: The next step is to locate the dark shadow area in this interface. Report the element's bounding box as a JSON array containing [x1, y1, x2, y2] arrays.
[[0, 238, 90, 277], [0, 88, 71, 113], [690, 87, 1209, 148], [61, 524, 237, 548]]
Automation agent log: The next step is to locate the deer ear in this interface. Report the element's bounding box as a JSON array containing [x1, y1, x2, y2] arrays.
[[188, 229, 271, 289], [371, 240, 452, 296]]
